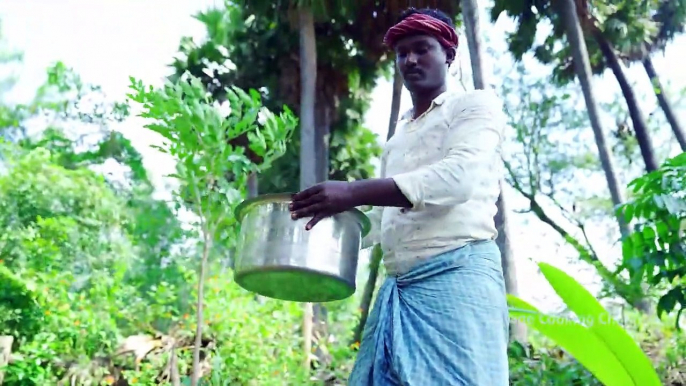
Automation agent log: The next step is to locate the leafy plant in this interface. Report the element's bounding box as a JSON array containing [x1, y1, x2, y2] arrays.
[[508, 262, 662, 386], [0, 265, 43, 340], [127, 72, 297, 385], [617, 152, 686, 326], [507, 340, 602, 385]]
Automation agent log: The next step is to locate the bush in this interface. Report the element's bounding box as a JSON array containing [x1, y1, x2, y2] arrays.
[[0, 265, 44, 341]]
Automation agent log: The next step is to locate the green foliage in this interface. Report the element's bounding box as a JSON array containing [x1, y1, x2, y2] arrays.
[[0, 265, 43, 340], [489, 0, 681, 83], [4, 61, 190, 308], [0, 16, 352, 385], [2, 8, 685, 386], [126, 70, 300, 384], [0, 69, 303, 385], [127, 74, 296, 242], [653, 0, 686, 49], [508, 262, 661, 386], [0, 146, 135, 274], [508, 340, 602, 385], [37, 61, 129, 124], [509, 308, 686, 385], [623, 309, 686, 384], [0, 146, 134, 385], [170, 3, 385, 193], [618, 152, 686, 326], [592, 0, 659, 53], [195, 275, 310, 385]]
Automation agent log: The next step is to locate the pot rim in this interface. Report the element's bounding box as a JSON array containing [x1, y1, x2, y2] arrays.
[[235, 192, 371, 237]]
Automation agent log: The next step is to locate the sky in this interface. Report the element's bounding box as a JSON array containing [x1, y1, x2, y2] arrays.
[[1, 0, 685, 312]]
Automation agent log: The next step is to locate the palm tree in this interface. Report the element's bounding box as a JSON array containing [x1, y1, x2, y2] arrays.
[[589, 0, 686, 152]]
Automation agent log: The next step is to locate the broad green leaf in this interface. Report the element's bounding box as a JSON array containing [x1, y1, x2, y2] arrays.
[[655, 221, 670, 248], [642, 226, 656, 242], [538, 263, 662, 386], [249, 88, 262, 103], [508, 296, 633, 386]]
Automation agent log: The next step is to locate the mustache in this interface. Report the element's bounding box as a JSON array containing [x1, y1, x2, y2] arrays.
[[404, 68, 423, 75]]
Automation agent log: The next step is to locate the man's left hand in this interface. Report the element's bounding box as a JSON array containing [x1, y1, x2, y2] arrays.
[[289, 181, 357, 230]]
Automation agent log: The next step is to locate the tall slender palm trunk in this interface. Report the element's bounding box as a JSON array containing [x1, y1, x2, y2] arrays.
[[592, 30, 659, 172], [643, 56, 686, 151]]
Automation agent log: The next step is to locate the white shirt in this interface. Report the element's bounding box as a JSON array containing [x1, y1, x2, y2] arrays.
[[361, 88, 506, 276]]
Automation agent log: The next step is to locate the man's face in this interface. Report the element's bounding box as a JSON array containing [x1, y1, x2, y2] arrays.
[[394, 34, 451, 94]]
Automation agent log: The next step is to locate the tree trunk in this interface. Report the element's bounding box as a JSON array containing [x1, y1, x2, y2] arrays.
[[298, 5, 317, 371], [592, 30, 659, 172], [298, 13, 317, 191], [643, 56, 686, 151], [554, 0, 630, 239], [311, 42, 335, 370], [460, 0, 486, 89], [190, 234, 211, 386], [387, 67, 403, 140], [312, 103, 331, 365], [0, 336, 12, 385], [351, 65, 403, 344], [461, 0, 527, 342], [314, 96, 331, 183], [494, 186, 528, 341]]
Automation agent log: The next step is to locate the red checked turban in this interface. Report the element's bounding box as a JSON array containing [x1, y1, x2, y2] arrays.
[[383, 13, 459, 63]]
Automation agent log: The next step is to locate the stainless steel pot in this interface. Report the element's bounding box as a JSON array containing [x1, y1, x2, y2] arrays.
[[233, 193, 371, 303]]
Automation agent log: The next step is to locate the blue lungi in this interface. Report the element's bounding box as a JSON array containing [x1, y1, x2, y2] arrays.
[[348, 240, 509, 385]]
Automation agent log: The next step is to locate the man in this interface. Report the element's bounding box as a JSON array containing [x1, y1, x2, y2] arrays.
[[289, 7, 509, 386]]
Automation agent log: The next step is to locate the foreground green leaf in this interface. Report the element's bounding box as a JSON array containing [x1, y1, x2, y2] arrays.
[[508, 296, 633, 386], [538, 263, 662, 386]]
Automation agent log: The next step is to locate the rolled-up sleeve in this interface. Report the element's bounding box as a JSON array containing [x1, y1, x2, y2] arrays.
[[391, 90, 505, 210]]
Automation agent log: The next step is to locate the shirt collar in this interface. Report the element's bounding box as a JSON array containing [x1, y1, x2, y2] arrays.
[[399, 89, 454, 122]]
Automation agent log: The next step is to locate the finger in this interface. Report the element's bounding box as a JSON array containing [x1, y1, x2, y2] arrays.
[[291, 202, 326, 219], [289, 192, 324, 211], [292, 184, 321, 201], [306, 212, 327, 231]]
